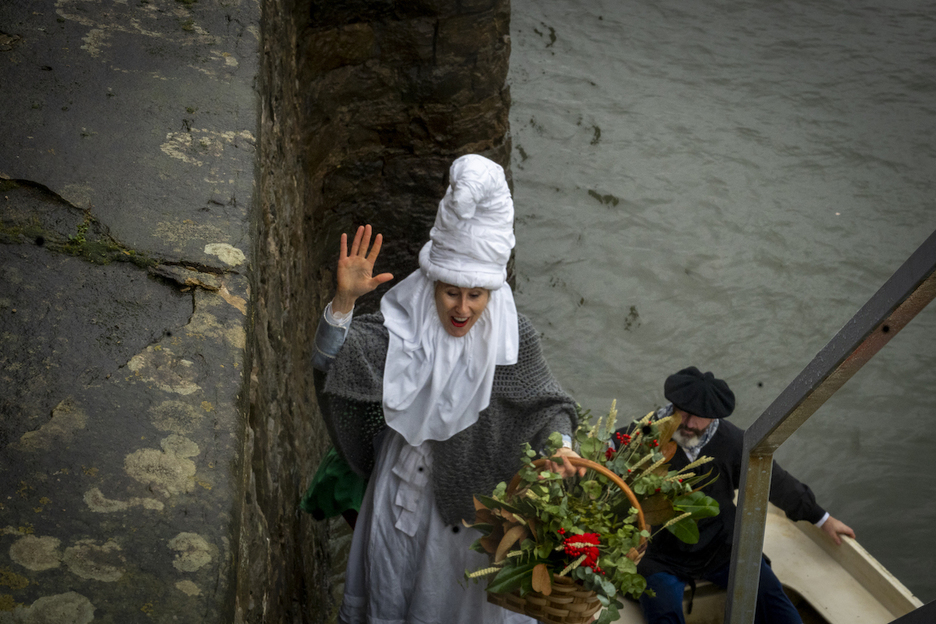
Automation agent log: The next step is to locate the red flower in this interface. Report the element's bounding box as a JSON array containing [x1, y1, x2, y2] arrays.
[[605, 447, 615, 461]]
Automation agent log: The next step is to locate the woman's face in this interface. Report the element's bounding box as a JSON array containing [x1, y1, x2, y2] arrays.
[[433, 281, 490, 338]]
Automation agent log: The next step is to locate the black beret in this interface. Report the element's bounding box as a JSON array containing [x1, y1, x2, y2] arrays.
[[664, 366, 735, 419]]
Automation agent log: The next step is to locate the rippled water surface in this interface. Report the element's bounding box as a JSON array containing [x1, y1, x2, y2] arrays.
[[509, 0, 936, 603]]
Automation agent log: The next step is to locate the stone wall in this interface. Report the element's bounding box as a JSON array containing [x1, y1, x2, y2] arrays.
[[240, 0, 512, 622], [0, 0, 259, 622]]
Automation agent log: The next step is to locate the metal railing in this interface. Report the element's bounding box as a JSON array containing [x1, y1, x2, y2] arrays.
[[725, 228, 936, 624]]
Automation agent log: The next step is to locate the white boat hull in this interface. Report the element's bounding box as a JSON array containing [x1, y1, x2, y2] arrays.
[[610, 503, 922, 623]]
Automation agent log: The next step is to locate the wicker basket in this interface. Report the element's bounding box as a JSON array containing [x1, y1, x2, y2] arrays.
[[488, 574, 603, 624], [486, 456, 647, 624]]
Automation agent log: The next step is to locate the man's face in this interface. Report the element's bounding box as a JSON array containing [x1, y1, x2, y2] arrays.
[[672, 408, 714, 447]]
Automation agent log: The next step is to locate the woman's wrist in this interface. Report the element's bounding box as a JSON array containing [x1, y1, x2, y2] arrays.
[[332, 292, 356, 315]]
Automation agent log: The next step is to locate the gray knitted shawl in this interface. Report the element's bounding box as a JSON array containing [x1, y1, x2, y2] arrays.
[[319, 312, 577, 525]]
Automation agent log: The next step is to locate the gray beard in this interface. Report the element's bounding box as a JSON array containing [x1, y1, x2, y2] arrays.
[[672, 428, 702, 449]]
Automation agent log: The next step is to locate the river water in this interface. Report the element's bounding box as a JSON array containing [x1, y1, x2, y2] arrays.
[[509, 0, 936, 605]]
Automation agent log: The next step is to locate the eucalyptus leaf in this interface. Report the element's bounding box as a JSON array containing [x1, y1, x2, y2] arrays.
[[614, 557, 636, 575], [596, 601, 621, 624], [580, 436, 602, 460], [581, 480, 602, 500]]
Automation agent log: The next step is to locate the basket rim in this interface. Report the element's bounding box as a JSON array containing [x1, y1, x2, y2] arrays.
[[506, 456, 648, 535]]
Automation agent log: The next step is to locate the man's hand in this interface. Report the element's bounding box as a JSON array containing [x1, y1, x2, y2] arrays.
[[821, 515, 856, 545], [544, 447, 587, 479]]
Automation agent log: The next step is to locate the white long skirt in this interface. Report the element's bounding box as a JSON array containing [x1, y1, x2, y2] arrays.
[[338, 430, 535, 624]]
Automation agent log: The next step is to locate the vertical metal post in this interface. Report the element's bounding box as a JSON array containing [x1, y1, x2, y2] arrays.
[[724, 229, 936, 624], [725, 451, 774, 624]]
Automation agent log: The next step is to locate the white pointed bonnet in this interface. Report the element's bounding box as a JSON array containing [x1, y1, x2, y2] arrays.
[[418, 154, 516, 290]]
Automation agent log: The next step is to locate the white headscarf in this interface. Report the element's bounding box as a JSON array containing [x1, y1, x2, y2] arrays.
[[380, 155, 520, 445]]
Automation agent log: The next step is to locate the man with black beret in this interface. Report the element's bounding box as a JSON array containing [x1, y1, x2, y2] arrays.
[[623, 367, 855, 624]]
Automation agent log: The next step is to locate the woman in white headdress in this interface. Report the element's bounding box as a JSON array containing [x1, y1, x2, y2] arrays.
[[311, 155, 583, 624]]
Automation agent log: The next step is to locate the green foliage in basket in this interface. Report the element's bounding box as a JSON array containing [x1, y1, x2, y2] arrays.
[[465, 401, 720, 624]]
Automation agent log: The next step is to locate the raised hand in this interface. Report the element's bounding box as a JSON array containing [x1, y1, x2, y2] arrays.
[[333, 225, 394, 314]]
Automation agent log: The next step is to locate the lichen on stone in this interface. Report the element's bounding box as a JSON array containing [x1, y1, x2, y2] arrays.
[[203, 243, 245, 267], [15, 399, 87, 452], [167, 533, 214, 572], [0, 593, 20, 613], [124, 441, 198, 498], [82, 488, 128, 513], [160, 129, 255, 169], [161, 434, 199, 458], [8, 536, 61, 572], [62, 540, 125, 582], [185, 293, 247, 349], [82, 488, 164, 513], [9, 591, 95, 624], [127, 346, 201, 395], [175, 580, 202, 596], [0, 568, 29, 591]]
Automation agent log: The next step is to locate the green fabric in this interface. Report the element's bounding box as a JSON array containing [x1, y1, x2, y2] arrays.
[[300, 447, 367, 519]]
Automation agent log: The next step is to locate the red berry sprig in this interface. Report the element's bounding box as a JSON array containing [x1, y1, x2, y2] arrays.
[[562, 532, 602, 571]]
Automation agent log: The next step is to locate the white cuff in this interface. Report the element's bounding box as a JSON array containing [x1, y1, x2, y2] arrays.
[[815, 512, 830, 527], [325, 301, 353, 327], [561, 434, 572, 449]]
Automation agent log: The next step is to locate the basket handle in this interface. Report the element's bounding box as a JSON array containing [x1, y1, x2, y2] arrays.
[[506, 457, 647, 535]]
